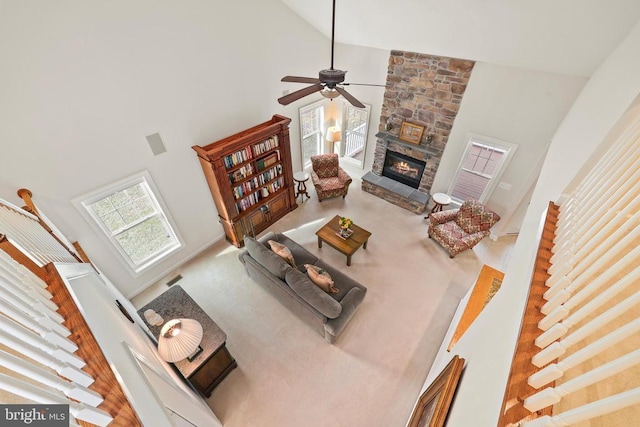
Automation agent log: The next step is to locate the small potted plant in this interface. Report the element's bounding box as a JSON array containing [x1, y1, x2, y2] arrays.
[[338, 216, 353, 238]]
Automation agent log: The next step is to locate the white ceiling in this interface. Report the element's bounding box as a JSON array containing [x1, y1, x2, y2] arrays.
[[280, 0, 640, 77]]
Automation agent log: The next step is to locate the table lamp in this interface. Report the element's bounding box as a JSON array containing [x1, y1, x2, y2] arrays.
[[326, 126, 341, 153], [157, 318, 203, 363]]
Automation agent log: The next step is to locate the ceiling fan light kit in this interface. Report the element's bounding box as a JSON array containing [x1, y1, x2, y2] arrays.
[[277, 0, 382, 109], [321, 88, 340, 99]]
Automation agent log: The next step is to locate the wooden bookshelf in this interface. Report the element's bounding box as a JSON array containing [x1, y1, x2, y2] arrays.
[[192, 115, 297, 247]]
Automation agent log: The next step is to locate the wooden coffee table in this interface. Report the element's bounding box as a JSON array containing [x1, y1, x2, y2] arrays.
[[315, 215, 371, 266]]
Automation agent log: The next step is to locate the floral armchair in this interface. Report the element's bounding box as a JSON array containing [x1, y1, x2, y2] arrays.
[[428, 199, 501, 258], [310, 153, 352, 201]]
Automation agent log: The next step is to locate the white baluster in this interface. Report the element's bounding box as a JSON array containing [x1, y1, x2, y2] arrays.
[[0, 269, 58, 311], [539, 243, 640, 321], [0, 373, 112, 427], [0, 314, 85, 369], [536, 289, 640, 349], [525, 350, 640, 412], [530, 318, 640, 386], [0, 276, 64, 324], [0, 350, 103, 406], [0, 298, 76, 352], [0, 288, 69, 337], [0, 328, 93, 386], [523, 387, 640, 427]]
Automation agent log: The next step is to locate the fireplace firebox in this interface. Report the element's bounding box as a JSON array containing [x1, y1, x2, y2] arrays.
[[382, 150, 426, 189]]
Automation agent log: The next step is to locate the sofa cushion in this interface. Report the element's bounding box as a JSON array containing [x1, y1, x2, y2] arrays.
[[244, 236, 291, 279], [268, 240, 296, 267], [304, 264, 338, 294], [285, 268, 342, 319], [260, 233, 318, 266], [313, 259, 366, 302]]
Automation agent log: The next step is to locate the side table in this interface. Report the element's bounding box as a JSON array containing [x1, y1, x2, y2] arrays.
[[293, 171, 310, 203], [431, 193, 452, 213], [138, 285, 237, 397]]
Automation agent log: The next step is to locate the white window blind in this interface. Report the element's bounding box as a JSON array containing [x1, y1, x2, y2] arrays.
[[449, 135, 515, 203]]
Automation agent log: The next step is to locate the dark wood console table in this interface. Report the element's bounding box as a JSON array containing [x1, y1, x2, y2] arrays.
[[138, 285, 237, 397]]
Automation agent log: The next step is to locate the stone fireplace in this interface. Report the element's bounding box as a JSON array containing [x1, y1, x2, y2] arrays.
[[362, 50, 474, 214]]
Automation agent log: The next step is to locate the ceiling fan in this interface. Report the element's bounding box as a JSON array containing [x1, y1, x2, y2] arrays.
[[277, 0, 385, 109]]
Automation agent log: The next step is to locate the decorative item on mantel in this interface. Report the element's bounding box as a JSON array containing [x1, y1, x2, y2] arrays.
[[337, 216, 354, 239], [385, 117, 394, 131], [399, 121, 425, 145]]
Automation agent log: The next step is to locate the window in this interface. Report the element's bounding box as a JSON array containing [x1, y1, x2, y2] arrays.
[[341, 102, 370, 168], [73, 171, 182, 275], [449, 134, 517, 203], [299, 100, 325, 168]]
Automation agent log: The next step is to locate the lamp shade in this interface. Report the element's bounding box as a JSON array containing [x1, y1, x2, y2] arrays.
[[326, 126, 341, 143], [157, 318, 203, 362]]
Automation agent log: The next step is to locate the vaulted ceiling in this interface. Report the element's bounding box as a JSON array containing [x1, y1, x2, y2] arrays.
[[280, 0, 640, 77]]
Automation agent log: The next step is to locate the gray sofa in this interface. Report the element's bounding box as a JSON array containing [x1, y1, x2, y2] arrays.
[[238, 231, 367, 343]]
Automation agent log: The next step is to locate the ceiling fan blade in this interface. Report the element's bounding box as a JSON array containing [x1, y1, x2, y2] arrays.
[[277, 83, 323, 105], [282, 76, 321, 84], [335, 86, 365, 108], [342, 82, 387, 87]]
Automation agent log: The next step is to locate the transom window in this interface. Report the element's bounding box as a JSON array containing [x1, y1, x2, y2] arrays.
[[73, 171, 182, 275], [449, 134, 517, 203]]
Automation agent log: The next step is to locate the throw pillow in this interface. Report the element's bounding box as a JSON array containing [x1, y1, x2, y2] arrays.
[[304, 264, 338, 294], [285, 269, 342, 319], [268, 240, 296, 267], [244, 236, 291, 279]]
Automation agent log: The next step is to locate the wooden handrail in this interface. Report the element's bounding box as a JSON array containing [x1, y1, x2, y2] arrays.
[[16, 188, 83, 263], [497, 202, 559, 426]]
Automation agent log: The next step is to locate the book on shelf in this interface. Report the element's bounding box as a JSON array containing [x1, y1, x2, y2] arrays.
[[228, 163, 254, 184], [256, 151, 279, 171], [223, 146, 253, 169], [252, 136, 279, 156]]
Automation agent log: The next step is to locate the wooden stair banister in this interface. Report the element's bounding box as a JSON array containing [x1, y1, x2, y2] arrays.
[[497, 202, 559, 426], [17, 188, 83, 263]]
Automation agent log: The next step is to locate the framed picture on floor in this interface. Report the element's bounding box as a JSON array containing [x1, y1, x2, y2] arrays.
[[407, 355, 465, 427]]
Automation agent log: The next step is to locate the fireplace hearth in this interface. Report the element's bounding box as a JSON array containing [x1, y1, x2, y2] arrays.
[[382, 150, 426, 189]]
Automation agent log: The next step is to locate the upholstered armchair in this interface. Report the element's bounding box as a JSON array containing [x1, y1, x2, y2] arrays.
[[310, 153, 352, 201], [428, 199, 501, 258]]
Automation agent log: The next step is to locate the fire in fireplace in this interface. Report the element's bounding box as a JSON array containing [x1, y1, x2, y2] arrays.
[[382, 150, 426, 189]]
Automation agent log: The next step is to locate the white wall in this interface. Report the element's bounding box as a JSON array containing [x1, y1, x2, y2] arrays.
[[0, 0, 331, 297], [421, 18, 640, 427], [431, 62, 587, 234]]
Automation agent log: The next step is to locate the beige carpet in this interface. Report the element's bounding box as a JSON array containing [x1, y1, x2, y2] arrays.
[[133, 178, 516, 427]]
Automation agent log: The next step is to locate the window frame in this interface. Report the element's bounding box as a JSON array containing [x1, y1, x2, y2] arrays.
[[341, 101, 370, 168], [72, 171, 183, 277], [448, 133, 518, 204], [298, 100, 325, 169]]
